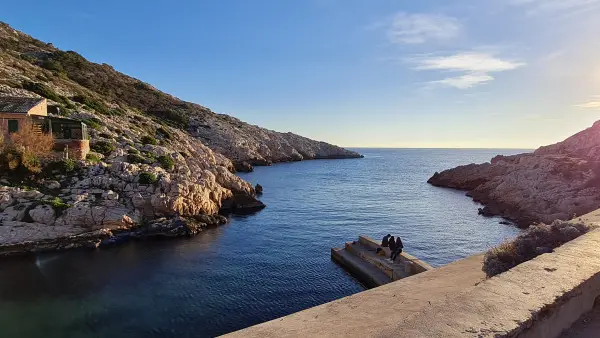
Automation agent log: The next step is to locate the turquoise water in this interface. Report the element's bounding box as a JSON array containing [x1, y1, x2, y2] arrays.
[[0, 149, 524, 337]]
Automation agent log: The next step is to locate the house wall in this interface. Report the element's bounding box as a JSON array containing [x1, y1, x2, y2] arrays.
[[0, 114, 28, 137], [26, 99, 47, 117], [0, 100, 47, 136]]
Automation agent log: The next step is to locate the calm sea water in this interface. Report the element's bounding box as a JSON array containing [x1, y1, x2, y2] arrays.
[[0, 149, 525, 337]]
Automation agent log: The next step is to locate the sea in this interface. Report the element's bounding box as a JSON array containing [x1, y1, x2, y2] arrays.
[[0, 148, 527, 338]]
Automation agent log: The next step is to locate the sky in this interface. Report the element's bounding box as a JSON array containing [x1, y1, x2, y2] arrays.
[[2, 0, 600, 148]]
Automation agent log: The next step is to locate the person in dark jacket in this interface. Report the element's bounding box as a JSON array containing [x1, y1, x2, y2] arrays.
[[391, 236, 404, 261], [382, 234, 391, 247], [388, 236, 396, 259]]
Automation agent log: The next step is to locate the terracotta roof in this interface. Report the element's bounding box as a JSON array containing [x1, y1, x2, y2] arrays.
[[0, 96, 44, 113]]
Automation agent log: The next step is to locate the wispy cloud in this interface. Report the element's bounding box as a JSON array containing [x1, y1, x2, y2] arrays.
[[510, 0, 600, 16], [574, 96, 600, 110], [413, 52, 525, 72], [431, 74, 494, 89], [387, 13, 460, 44], [411, 52, 526, 89]]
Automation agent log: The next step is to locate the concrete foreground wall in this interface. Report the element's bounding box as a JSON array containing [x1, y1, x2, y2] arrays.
[[224, 210, 600, 338]]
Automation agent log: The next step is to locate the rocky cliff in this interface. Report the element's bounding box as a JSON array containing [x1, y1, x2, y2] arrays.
[[0, 21, 360, 255], [0, 22, 361, 170], [428, 121, 600, 227]]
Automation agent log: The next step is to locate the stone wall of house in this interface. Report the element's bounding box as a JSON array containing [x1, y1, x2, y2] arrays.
[[26, 99, 47, 117], [0, 114, 27, 137]]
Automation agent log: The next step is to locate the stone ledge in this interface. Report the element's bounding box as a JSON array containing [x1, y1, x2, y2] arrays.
[[222, 254, 486, 337]]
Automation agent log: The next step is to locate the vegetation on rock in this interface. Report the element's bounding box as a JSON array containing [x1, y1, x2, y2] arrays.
[[138, 172, 157, 184], [158, 155, 174, 170], [482, 220, 590, 277], [141, 135, 158, 145], [91, 140, 115, 156]]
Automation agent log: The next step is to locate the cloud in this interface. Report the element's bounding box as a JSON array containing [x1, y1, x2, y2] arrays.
[[574, 97, 600, 110], [510, 0, 600, 16], [431, 74, 494, 89], [387, 13, 460, 44], [413, 52, 525, 72], [411, 52, 525, 89]]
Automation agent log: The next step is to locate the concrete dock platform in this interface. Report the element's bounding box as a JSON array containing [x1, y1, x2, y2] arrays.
[[331, 235, 433, 287]]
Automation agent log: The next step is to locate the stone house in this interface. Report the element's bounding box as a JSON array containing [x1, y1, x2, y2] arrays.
[[0, 96, 90, 159], [0, 96, 48, 134]]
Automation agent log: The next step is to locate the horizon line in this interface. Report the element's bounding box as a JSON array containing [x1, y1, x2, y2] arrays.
[[343, 146, 534, 150]]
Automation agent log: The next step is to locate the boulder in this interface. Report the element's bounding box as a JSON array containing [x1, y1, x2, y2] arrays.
[[29, 204, 56, 225], [221, 193, 266, 214], [47, 181, 61, 190]]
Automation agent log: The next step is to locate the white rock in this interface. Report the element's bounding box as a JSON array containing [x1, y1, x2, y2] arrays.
[[47, 181, 61, 190]]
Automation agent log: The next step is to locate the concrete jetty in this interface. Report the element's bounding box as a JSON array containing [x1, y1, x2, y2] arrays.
[[331, 235, 433, 287]]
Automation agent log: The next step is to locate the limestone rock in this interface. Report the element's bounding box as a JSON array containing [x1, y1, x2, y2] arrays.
[[29, 204, 56, 225], [47, 181, 61, 190], [428, 120, 600, 227]]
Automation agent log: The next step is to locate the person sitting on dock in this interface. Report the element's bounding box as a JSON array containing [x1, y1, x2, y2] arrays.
[[391, 236, 404, 261], [382, 234, 391, 247], [388, 236, 396, 260]]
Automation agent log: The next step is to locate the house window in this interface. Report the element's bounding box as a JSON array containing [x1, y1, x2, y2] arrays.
[[7, 120, 19, 133]]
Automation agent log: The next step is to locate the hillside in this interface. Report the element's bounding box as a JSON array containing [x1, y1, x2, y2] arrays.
[[0, 21, 360, 255], [428, 121, 600, 227], [0, 22, 361, 170]]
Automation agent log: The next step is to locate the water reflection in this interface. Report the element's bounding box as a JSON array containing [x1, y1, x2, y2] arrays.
[[0, 227, 229, 302]]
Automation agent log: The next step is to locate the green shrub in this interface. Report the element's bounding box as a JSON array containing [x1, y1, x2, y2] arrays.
[[64, 101, 76, 110], [127, 148, 140, 155], [149, 110, 190, 128], [81, 118, 102, 130], [59, 158, 78, 173], [127, 154, 145, 164], [45, 197, 70, 217], [72, 95, 110, 115], [22, 81, 69, 106], [157, 127, 172, 140], [99, 133, 113, 139], [41, 59, 65, 73], [158, 155, 174, 170], [141, 135, 157, 145], [143, 152, 156, 163], [138, 172, 157, 184], [482, 220, 590, 277], [91, 140, 115, 156], [86, 153, 102, 164], [20, 54, 37, 63]]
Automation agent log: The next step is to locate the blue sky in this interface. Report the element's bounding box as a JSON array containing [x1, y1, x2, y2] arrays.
[[3, 0, 600, 148]]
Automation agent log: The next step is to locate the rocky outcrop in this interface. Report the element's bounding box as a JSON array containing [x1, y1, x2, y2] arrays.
[[190, 115, 363, 169], [428, 121, 600, 227]]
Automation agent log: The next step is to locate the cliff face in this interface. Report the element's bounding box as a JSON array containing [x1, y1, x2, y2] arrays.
[[428, 122, 600, 227], [0, 22, 361, 169]]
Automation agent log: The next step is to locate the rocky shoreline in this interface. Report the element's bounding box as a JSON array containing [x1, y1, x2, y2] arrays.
[[428, 121, 600, 228], [233, 153, 364, 172]]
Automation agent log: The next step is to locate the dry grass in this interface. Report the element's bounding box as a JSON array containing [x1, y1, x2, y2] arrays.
[[483, 220, 590, 277], [1, 121, 54, 173]]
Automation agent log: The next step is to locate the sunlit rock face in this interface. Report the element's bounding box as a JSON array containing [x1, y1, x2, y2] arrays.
[[429, 121, 600, 227]]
